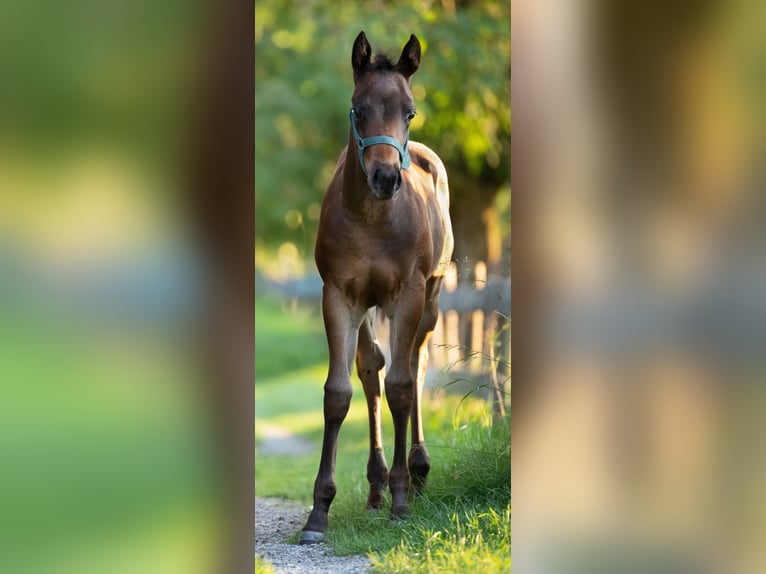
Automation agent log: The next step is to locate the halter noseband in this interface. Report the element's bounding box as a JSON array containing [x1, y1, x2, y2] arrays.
[[349, 108, 411, 176]]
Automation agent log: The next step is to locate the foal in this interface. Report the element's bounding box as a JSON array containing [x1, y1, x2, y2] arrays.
[[300, 31, 454, 545]]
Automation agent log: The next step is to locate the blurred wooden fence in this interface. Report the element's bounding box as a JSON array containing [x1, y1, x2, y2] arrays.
[[433, 261, 509, 417], [376, 261, 510, 419], [257, 260, 511, 417], [431, 260, 510, 373]]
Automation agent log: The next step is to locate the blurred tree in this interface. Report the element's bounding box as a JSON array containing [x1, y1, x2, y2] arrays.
[[255, 0, 510, 275], [0, 0, 204, 168]]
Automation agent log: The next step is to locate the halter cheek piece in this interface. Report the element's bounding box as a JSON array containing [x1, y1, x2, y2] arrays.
[[349, 108, 411, 176]]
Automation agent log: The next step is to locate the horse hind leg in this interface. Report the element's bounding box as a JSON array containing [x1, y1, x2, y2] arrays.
[[385, 284, 426, 518], [356, 311, 389, 509], [408, 341, 431, 495], [408, 285, 440, 495]]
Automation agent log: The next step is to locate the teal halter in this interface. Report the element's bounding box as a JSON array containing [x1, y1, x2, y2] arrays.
[[349, 108, 411, 176]]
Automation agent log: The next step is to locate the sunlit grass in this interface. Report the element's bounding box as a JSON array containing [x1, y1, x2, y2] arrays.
[[255, 555, 277, 574], [370, 506, 511, 574], [326, 409, 511, 573]]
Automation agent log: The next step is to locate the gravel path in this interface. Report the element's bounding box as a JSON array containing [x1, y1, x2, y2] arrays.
[[255, 498, 372, 573], [255, 424, 372, 573]]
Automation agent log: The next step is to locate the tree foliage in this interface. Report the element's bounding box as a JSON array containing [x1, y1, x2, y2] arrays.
[[255, 0, 510, 260]]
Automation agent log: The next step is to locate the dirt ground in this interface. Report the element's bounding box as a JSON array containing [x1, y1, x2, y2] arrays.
[[255, 426, 372, 573]]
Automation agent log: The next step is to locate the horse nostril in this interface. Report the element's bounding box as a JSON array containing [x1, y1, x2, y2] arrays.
[[372, 167, 401, 193]]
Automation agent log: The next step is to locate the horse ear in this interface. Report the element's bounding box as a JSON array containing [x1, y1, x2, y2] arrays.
[[352, 31, 371, 80], [396, 34, 421, 79]]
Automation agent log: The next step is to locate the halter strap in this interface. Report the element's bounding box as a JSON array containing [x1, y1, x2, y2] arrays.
[[349, 109, 411, 175]]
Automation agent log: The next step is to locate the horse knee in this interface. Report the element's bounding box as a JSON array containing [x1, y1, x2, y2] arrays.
[[313, 478, 337, 506], [323, 385, 352, 423], [385, 377, 414, 412]]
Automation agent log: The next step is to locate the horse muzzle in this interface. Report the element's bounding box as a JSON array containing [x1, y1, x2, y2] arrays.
[[370, 165, 402, 200]]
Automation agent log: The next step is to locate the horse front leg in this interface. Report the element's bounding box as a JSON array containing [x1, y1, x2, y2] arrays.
[[356, 311, 389, 509], [300, 287, 360, 545], [385, 283, 425, 518]]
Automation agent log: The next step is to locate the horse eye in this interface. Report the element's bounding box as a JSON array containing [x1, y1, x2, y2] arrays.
[[406, 110, 417, 122], [351, 107, 364, 120]]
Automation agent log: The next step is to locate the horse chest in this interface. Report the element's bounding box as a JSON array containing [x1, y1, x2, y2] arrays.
[[336, 256, 405, 311], [331, 243, 414, 309]]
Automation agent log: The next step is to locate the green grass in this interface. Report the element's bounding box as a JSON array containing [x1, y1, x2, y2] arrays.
[[255, 556, 277, 574], [255, 364, 389, 504], [255, 293, 511, 572], [370, 506, 511, 574], [322, 405, 510, 573], [256, 366, 510, 571], [0, 304, 218, 573], [254, 294, 327, 379]]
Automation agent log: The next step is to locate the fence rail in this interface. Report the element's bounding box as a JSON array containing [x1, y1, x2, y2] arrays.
[[256, 262, 510, 316], [257, 261, 510, 416]]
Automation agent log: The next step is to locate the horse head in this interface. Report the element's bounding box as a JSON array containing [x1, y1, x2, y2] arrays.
[[349, 31, 421, 200]]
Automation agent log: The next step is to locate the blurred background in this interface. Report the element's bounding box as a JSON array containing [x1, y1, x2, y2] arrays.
[[0, 1, 251, 572], [514, 0, 766, 572]]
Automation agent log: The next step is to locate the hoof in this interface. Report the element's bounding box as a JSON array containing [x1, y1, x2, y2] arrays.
[[298, 530, 324, 545], [366, 491, 385, 510], [391, 503, 410, 519]]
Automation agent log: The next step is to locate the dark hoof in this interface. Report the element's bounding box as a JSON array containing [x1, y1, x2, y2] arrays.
[[298, 530, 324, 545], [366, 488, 386, 510], [391, 503, 410, 519]]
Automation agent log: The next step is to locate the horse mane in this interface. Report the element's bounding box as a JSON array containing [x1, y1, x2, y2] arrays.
[[368, 53, 398, 72]]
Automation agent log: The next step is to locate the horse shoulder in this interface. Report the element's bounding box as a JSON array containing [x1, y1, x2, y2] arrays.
[[407, 141, 454, 275], [408, 141, 447, 188], [315, 147, 349, 277]]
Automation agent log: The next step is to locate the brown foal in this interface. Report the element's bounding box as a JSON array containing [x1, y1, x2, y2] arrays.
[[299, 31, 454, 545]]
